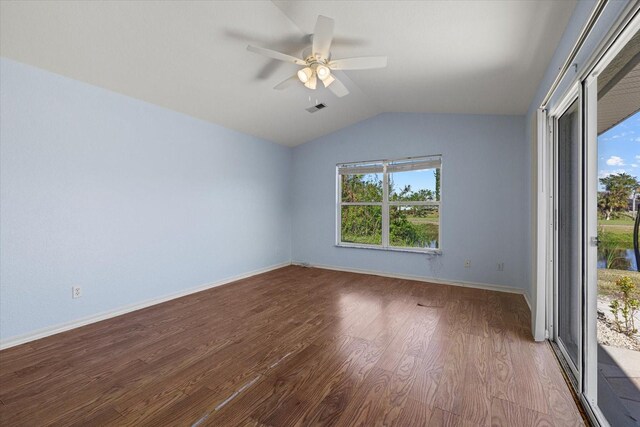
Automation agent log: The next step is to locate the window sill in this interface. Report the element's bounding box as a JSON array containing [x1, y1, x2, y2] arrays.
[[335, 243, 442, 255]]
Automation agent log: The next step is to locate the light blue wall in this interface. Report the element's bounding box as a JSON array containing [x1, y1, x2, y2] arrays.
[[291, 113, 529, 291], [0, 58, 292, 341]]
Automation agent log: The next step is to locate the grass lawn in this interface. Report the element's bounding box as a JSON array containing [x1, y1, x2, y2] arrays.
[[601, 232, 634, 248], [406, 215, 439, 225], [599, 224, 633, 234], [341, 233, 381, 245], [599, 218, 635, 226], [598, 268, 640, 300], [599, 219, 633, 236], [599, 220, 634, 247], [599, 224, 633, 238], [342, 219, 438, 248]]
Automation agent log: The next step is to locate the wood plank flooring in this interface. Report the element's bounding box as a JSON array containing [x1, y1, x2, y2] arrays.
[[0, 266, 585, 426]]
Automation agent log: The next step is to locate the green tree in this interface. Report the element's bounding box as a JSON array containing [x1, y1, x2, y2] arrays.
[[598, 173, 639, 220], [341, 174, 383, 244], [342, 174, 382, 202]]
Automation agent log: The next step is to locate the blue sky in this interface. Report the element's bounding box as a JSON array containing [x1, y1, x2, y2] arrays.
[[390, 169, 437, 196], [598, 111, 640, 185]]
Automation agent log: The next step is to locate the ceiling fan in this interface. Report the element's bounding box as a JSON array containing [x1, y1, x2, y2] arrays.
[[247, 15, 387, 98]]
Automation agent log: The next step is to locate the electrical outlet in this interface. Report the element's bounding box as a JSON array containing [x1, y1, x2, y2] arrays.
[[464, 260, 471, 268], [497, 262, 504, 272], [72, 286, 82, 299]]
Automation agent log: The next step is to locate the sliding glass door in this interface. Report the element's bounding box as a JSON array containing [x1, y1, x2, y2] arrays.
[[587, 28, 640, 426], [555, 97, 583, 384], [549, 18, 640, 426]]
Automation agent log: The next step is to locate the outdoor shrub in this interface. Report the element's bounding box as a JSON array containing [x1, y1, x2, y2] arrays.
[[609, 276, 639, 336]]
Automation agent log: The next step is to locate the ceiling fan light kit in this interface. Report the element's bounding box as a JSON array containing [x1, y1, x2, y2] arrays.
[[304, 74, 317, 90], [316, 64, 331, 81], [297, 66, 313, 83], [246, 15, 387, 98]]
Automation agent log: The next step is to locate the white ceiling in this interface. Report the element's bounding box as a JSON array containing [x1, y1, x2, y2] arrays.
[[0, 1, 576, 146]]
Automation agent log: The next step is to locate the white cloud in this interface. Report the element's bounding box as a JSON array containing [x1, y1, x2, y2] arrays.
[[606, 156, 624, 166], [599, 168, 628, 179], [632, 164, 639, 168], [612, 133, 625, 139]]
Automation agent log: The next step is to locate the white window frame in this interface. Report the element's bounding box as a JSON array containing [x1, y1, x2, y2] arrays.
[[336, 155, 442, 254]]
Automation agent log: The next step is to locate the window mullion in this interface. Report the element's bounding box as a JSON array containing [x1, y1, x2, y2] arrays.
[[341, 202, 383, 206], [336, 172, 342, 245], [382, 163, 389, 248], [388, 201, 440, 206]]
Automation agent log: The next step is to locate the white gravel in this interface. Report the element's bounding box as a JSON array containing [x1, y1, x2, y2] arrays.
[[597, 310, 640, 351]]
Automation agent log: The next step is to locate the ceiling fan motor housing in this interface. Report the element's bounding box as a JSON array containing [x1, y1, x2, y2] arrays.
[[302, 46, 331, 63]]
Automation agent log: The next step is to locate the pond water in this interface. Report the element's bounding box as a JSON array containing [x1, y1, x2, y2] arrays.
[[598, 248, 638, 271]]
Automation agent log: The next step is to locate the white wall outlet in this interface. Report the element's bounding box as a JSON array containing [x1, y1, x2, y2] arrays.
[[72, 286, 82, 299], [464, 260, 471, 268], [497, 262, 504, 272]]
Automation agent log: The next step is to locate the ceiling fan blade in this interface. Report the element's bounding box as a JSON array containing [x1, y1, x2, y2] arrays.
[[274, 75, 299, 90], [327, 75, 349, 97], [329, 56, 388, 70], [322, 74, 335, 87], [247, 45, 306, 66], [312, 15, 334, 59]]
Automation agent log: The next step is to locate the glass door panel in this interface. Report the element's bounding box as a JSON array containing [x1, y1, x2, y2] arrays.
[[556, 98, 582, 376]]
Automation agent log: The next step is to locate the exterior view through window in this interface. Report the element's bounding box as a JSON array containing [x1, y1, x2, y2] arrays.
[[337, 156, 441, 251]]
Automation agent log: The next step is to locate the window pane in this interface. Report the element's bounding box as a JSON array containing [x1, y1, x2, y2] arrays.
[[390, 205, 439, 249], [341, 173, 383, 202], [390, 168, 440, 202], [341, 205, 382, 245]]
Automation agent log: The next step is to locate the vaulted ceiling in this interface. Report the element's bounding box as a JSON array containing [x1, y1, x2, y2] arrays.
[[0, 1, 576, 146]]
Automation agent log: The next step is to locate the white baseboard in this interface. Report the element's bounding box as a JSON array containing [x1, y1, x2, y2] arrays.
[[0, 261, 291, 350], [523, 291, 532, 311], [294, 262, 527, 296]]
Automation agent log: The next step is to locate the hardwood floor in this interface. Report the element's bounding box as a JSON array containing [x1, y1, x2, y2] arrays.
[[0, 266, 585, 426]]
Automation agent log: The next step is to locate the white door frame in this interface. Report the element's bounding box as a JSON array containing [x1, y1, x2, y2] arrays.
[[532, 108, 549, 342], [583, 73, 599, 411], [548, 83, 583, 388]]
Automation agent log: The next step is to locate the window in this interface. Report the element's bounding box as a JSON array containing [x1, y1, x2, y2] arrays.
[[337, 156, 441, 252]]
